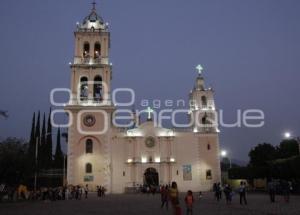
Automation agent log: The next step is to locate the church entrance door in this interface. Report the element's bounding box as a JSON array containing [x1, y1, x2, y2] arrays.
[[144, 168, 159, 186]]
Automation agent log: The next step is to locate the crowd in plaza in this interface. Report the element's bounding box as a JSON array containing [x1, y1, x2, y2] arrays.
[[0, 179, 295, 215], [156, 179, 294, 215], [0, 184, 106, 202]]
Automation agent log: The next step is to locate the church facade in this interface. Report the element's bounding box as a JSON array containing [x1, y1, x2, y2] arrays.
[[65, 5, 221, 193]]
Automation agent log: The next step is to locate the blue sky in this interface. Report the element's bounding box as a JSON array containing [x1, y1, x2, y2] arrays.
[[0, 0, 299, 161]]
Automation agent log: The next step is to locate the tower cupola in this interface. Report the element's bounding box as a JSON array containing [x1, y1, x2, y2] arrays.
[[77, 2, 107, 31]]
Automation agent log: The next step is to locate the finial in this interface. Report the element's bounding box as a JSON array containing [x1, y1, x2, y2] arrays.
[[146, 107, 154, 120], [196, 64, 203, 75], [92, 0, 96, 11]]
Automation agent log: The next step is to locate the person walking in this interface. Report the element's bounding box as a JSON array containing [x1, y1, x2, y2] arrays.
[[223, 184, 232, 205], [160, 185, 169, 210], [239, 181, 247, 205], [96, 186, 100, 198], [84, 184, 89, 199], [169, 182, 181, 215], [184, 190, 194, 215], [215, 183, 222, 201], [101, 186, 106, 197]]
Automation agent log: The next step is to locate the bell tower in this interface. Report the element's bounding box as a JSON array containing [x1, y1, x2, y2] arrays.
[[70, 2, 112, 104], [65, 3, 114, 191], [189, 65, 218, 133]]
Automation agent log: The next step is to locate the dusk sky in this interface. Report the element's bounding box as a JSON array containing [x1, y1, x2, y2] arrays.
[[0, 0, 299, 161]]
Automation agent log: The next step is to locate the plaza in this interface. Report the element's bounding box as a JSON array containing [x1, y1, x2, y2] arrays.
[[1, 192, 300, 215]]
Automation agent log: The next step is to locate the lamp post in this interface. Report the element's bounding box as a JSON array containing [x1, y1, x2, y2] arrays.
[[34, 136, 39, 192], [221, 150, 232, 169]]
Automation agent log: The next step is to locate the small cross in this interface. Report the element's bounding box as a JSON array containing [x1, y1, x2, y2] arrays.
[[196, 64, 203, 75], [92, 1, 96, 10], [146, 107, 154, 120]]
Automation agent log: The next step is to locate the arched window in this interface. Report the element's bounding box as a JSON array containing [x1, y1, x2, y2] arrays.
[[83, 42, 90, 58], [86, 139, 93, 153], [93, 75, 102, 101], [94, 42, 101, 59], [201, 96, 207, 107], [86, 163, 92, 173], [80, 77, 88, 101], [207, 144, 211, 150]]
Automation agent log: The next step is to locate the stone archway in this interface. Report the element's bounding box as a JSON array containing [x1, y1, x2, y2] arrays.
[[144, 167, 159, 186]]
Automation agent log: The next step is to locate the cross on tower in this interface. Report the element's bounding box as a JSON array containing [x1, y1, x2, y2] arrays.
[[146, 107, 154, 120], [196, 64, 204, 75], [92, 0, 96, 10]]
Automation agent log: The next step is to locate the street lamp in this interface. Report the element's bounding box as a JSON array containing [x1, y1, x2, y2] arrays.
[[221, 150, 232, 168], [221, 150, 227, 157], [284, 132, 291, 139], [34, 136, 39, 192]]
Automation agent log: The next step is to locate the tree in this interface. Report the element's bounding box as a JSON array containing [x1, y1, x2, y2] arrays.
[[27, 112, 36, 174], [35, 111, 41, 171], [0, 138, 28, 185], [45, 109, 53, 169], [39, 113, 47, 169], [53, 127, 63, 169], [277, 139, 299, 159], [249, 143, 277, 167]]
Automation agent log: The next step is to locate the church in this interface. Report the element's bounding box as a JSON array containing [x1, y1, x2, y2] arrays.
[[65, 4, 221, 193]]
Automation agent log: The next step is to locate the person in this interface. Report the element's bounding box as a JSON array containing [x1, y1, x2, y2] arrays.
[[218, 183, 223, 200], [239, 181, 247, 205], [215, 183, 222, 201], [213, 183, 217, 200], [169, 182, 181, 215], [184, 190, 194, 215], [282, 180, 291, 203], [160, 185, 169, 210], [79, 186, 84, 200], [101, 186, 106, 197], [198, 191, 202, 199], [62, 187, 66, 200], [84, 184, 89, 199], [75, 186, 79, 200], [96, 186, 100, 197], [223, 184, 232, 205], [268, 179, 276, 203], [151, 185, 156, 195]]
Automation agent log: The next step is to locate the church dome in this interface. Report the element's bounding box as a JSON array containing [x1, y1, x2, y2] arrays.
[[77, 3, 107, 31]]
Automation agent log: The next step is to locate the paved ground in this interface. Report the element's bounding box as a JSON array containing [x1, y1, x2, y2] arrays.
[[0, 192, 300, 215]]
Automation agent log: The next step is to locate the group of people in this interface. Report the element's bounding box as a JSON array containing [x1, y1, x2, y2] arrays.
[[268, 179, 292, 203], [96, 186, 106, 197], [0, 184, 106, 202], [213, 181, 248, 205], [159, 182, 195, 215]]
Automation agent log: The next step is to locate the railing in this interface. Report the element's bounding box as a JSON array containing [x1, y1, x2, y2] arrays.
[[73, 57, 109, 65], [173, 126, 217, 133], [67, 98, 112, 106], [76, 28, 109, 33]]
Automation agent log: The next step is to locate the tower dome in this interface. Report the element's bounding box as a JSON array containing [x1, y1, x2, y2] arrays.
[[77, 2, 107, 31]]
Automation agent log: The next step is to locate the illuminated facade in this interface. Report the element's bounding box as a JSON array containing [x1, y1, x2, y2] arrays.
[[65, 5, 221, 193]]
